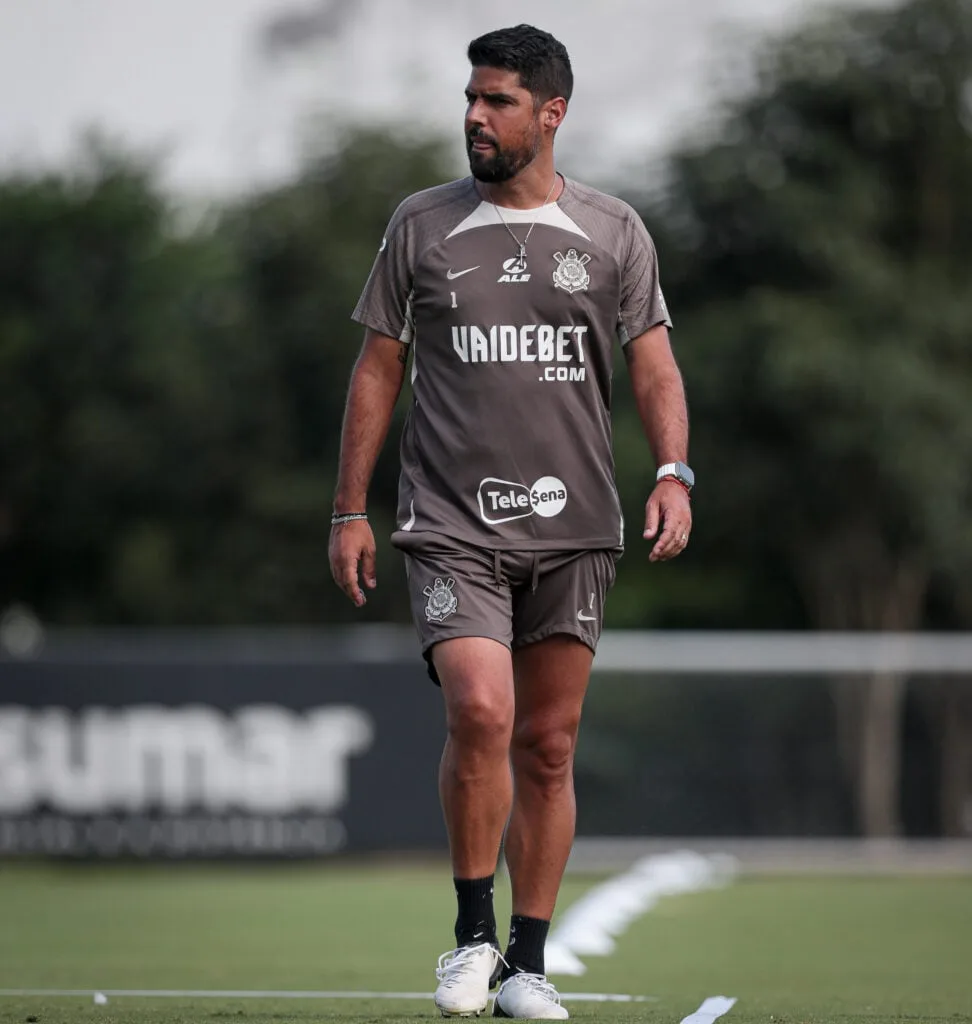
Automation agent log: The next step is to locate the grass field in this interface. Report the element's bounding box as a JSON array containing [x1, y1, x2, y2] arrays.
[[1, 862, 970, 1024]]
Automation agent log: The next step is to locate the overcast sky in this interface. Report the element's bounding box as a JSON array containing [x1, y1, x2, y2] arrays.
[[0, 0, 891, 194]]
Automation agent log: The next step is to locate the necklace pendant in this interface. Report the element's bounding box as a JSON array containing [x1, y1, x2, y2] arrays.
[[516, 244, 527, 272]]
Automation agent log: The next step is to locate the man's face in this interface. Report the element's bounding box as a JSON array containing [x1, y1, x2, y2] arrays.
[[464, 66, 543, 183]]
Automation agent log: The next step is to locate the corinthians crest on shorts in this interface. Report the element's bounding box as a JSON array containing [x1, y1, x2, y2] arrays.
[[552, 249, 591, 294], [424, 577, 458, 622]]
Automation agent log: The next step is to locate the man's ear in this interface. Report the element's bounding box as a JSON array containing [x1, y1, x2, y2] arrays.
[[543, 97, 568, 130]]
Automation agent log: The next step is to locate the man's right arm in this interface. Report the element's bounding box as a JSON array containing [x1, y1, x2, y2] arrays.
[[330, 329, 408, 606]]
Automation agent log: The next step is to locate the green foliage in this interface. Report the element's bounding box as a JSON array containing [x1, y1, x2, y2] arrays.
[[0, 142, 245, 623], [624, 0, 972, 629], [213, 129, 455, 623], [0, 131, 455, 624]]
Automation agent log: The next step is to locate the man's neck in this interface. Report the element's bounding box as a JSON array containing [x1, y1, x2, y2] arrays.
[[479, 160, 562, 210]]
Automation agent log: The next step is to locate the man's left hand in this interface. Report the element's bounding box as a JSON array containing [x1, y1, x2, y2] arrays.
[[643, 480, 692, 562]]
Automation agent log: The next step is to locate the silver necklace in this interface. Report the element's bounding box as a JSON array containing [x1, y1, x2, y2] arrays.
[[487, 175, 559, 270]]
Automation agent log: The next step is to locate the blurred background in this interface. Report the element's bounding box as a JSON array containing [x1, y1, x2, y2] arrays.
[[2, 0, 972, 867]]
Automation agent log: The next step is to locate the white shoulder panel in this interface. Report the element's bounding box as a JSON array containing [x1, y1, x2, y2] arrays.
[[445, 202, 590, 241]]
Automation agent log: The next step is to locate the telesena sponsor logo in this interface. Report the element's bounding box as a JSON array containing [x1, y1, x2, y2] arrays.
[[477, 476, 568, 525]]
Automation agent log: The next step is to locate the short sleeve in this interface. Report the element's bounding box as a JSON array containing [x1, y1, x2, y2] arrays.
[[617, 212, 672, 345], [351, 201, 415, 343]]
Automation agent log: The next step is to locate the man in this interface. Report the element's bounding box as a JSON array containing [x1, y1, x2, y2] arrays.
[[329, 24, 692, 1020]]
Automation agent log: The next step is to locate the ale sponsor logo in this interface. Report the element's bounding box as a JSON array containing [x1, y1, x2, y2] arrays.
[[498, 255, 530, 283]]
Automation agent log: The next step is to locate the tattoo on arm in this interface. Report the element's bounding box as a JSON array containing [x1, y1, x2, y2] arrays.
[[397, 344, 408, 366]]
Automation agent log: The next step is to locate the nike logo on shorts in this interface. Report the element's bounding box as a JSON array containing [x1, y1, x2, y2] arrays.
[[446, 266, 480, 280], [577, 610, 597, 622]]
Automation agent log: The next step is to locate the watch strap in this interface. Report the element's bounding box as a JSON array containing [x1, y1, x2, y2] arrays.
[[656, 461, 694, 491]]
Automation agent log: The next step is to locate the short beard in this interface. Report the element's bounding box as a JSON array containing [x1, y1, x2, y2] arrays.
[[466, 129, 542, 184]]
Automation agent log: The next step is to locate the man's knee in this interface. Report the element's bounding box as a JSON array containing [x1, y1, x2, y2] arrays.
[[434, 638, 514, 751], [446, 687, 514, 749], [511, 717, 579, 785]]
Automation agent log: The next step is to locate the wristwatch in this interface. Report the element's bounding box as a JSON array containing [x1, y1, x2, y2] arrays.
[[656, 461, 695, 492]]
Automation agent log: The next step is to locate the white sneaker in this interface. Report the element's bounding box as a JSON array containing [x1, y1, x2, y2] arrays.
[[493, 973, 569, 1019], [434, 943, 504, 1017]]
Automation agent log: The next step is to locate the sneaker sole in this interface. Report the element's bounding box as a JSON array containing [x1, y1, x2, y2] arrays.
[[493, 1007, 567, 1021], [493, 996, 569, 1020], [438, 1007, 487, 1018]]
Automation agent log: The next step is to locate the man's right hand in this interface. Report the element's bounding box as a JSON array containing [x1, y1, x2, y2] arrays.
[[329, 519, 377, 607]]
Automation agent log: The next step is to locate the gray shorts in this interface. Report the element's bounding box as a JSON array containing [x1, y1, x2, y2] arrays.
[[394, 531, 617, 678]]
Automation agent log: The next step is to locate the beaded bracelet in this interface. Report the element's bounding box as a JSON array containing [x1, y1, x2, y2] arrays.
[[330, 512, 368, 526]]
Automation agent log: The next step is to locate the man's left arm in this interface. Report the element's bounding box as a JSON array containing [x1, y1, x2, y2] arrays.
[[624, 324, 692, 562]]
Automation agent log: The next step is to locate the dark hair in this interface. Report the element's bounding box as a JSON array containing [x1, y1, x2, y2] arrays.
[[467, 24, 573, 106]]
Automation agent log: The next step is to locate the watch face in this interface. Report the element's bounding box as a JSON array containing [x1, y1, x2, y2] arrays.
[[676, 461, 695, 488]]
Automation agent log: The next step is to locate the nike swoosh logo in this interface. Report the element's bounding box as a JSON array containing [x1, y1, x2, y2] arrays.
[[446, 266, 480, 280], [577, 611, 597, 622]]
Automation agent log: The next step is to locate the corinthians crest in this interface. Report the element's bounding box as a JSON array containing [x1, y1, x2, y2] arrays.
[[552, 249, 591, 294], [424, 577, 458, 622]]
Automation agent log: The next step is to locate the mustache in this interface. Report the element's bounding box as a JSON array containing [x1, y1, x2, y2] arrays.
[[466, 130, 498, 148]]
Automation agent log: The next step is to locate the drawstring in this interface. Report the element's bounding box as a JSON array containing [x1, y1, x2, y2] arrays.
[[531, 553, 539, 594], [493, 550, 503, 587]]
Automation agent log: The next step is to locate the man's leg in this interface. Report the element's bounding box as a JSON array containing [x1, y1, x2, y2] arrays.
[[505, 634, 592, 926], [500, 548, 612, 954], [435, 636, 516, 883], [491, 634, 590, 1019], [432, 636, 514, 1016]]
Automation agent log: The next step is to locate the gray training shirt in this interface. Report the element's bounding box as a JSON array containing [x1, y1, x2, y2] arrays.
[[352, 175, 672, 553]]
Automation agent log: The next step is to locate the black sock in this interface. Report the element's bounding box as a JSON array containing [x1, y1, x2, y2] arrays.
[[454, 875, 497, 947], [502, 914, 550, 979]]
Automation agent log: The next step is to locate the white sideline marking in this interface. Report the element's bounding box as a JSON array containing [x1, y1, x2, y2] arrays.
[[0, 988, 656, 1003], [547, 850, 738, 976], [679, 995, 737, 1024]]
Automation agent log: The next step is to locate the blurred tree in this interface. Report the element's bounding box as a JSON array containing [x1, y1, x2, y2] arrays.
[[217, 127, 456, 623], [0, 130, 455, 625], [629, 0, 972, 834], [0, 138, 250, 623]]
